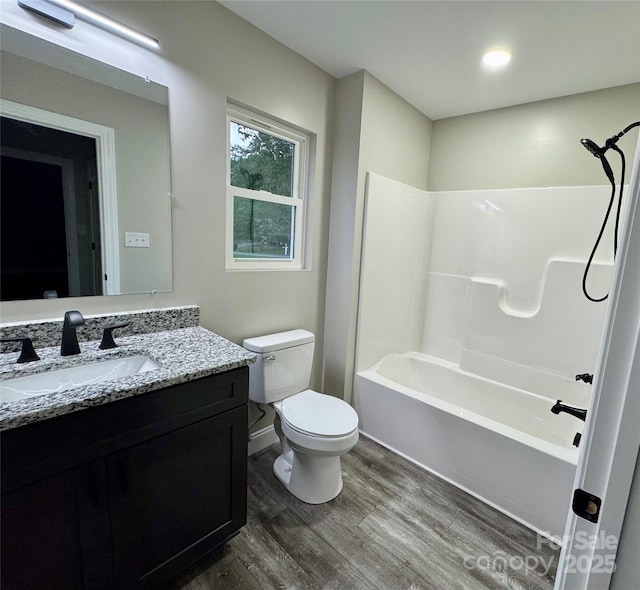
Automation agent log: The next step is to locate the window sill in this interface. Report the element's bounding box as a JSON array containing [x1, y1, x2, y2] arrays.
[[225, 261, 306, 272]]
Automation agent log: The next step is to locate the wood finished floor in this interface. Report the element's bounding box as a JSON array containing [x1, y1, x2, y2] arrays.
[[167, 436, 560, 590]]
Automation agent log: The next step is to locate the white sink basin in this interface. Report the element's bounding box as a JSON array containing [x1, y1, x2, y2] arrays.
[[0, 355, 159, 403]]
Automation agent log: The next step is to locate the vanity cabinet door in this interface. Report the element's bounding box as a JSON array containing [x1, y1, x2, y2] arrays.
[[0, 460, 113, 590], [107, 404, 248, 588]]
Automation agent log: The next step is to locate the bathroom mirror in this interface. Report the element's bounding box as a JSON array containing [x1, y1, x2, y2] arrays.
[[0, 25, 172, 301]]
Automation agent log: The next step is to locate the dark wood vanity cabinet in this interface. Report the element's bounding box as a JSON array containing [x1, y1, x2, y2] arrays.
[[1, 459, 112, 590], [108, 405, 247, 588], [1, 367, 249, 590]]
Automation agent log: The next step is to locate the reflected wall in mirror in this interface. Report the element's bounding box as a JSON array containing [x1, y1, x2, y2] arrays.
[[0, 25, 173, 301]]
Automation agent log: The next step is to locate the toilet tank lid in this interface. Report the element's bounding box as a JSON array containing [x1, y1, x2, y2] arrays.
[[243, 329, 314, 353]]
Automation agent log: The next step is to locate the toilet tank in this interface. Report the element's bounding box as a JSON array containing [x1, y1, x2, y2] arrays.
[[243, 329, 315, 404]]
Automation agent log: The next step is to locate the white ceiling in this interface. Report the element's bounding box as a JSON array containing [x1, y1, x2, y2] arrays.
[[220, 0, 640, 120]]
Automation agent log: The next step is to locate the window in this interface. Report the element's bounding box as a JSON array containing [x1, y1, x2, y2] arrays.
[[226, 105, 309, 270]]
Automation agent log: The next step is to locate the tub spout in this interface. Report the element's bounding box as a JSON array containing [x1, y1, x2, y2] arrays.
[[551, 400, 587, 422]]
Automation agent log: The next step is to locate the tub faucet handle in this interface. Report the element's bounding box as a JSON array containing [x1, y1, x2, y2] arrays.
[[575, 373, 593, 384]]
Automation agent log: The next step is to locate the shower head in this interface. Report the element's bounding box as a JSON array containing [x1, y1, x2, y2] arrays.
[[580, 138, 605, 158], [581, 138, 615, 183], [581, 122, 640, 160]]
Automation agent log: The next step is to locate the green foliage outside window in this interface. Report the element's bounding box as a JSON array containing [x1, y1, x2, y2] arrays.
[[230, 122, 296, 259], [233, 198, 293, 258], [230, 123, 294, 195]]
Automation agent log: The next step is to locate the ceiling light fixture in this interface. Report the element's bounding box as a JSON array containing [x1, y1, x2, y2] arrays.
[[482, 49, 512, 68], [18, 0, 75, 28], [45, 0, 159, 49]]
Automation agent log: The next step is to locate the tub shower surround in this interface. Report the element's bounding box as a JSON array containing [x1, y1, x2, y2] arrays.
[[354, 173, 615, 538], [0, 306, 256, 430]]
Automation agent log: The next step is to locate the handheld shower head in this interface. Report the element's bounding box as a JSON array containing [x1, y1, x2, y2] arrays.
[[580, 121, 639, 302], [581, 122, 640, 161], [580, 138, 605, 158], [581, 138, 614, 183]]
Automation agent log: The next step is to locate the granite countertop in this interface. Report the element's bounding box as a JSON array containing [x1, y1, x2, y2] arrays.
[[0, 327, 256, 432]]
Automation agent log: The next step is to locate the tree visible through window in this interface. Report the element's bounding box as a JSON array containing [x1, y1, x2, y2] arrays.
[[226, 107, 308, 269], [230, 124, 294, 196]]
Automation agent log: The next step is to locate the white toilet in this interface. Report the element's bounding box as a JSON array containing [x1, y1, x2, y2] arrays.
[[243, 329, 359, 504]]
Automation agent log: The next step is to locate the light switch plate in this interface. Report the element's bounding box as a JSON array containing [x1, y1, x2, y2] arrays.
[[125, 232, 150, 248]]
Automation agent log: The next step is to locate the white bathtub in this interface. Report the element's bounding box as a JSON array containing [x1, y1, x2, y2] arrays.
[[354, 352, 584, 538]]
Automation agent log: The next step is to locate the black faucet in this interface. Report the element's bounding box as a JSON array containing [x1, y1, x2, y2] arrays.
[[61, 310, 85, 356], [551, 400, 588, 422]]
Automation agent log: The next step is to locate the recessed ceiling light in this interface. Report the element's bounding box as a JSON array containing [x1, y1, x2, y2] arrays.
[[482, 49, 512, 68]]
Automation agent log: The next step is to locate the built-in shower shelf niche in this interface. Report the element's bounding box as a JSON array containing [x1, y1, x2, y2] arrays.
[[467, 258, 614, 317], [461, 259, 612, 390]]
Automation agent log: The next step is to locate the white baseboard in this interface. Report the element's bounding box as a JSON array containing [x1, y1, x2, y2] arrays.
[[248, 425, 279, 456]]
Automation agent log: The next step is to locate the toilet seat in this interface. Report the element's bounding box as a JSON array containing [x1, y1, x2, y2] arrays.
[[280, 390, 359, 438]]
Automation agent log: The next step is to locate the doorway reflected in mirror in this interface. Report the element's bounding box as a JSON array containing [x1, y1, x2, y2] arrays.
[[1, 117, 103, 300]]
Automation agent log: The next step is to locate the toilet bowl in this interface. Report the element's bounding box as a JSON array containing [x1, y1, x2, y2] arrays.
[[273, 390, 359, 503], [243, 330, 359, 504]]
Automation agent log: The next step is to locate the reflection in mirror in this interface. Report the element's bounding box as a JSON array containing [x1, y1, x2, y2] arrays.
[[1, 117, 102, 299], [0, 25, 173, 301]]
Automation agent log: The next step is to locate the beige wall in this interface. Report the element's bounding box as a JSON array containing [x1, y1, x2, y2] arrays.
[[322, 71, 365, 397], [428, 83, 640, 191], [323, 70, 432, 400], [0, 0, 335, 396]]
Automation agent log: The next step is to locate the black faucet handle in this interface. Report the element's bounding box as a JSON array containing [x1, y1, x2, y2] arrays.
[[575, 373, 594, 384], [0, 337, 41, 363], [99, 323, 130, 350]]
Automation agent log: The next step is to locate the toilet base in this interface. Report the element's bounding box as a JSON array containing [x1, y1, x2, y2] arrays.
[[273, 449, 343, 504]]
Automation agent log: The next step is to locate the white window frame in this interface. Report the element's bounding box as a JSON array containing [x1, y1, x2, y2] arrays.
[[226, 105, 308, 271]]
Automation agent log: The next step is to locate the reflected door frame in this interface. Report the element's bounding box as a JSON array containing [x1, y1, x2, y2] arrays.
[[0, 98, 120, 295]]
